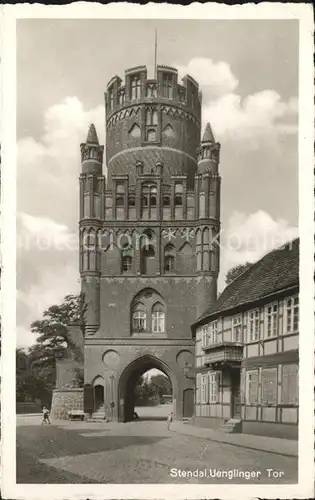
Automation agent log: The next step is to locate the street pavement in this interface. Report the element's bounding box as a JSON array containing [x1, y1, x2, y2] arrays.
[[16, 407, 298, 484]]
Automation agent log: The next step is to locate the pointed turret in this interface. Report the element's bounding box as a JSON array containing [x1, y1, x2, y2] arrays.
[[80, 124, 104, 175], [197, 122, 220, 175], [86, 123, 99, 145], [202, 122, 215, 143]]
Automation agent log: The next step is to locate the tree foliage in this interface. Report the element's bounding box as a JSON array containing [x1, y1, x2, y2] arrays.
[[225, 262, 252, 285], [16, 293, 86, 404], [135, 372, 172, 405]]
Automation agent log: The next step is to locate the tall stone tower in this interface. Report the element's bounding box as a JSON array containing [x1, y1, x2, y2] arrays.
[[79, 65, 221, 422]]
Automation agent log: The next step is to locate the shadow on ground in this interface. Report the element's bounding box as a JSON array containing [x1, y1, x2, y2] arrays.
[[17, 425, 167, 459], [17, 447, 100, 484]]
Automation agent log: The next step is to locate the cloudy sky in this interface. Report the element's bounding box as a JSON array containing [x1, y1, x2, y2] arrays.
[[16, 19, 299, 348]]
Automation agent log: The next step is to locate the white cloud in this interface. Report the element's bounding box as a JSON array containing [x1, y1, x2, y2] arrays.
[[177, 57, 239, 98], [17, 212, 80, 347], [218, 210, 298, 291], [203, 91, 298, 147], [177, 57, 298, 148], [17, 97, 104, 226], [17, 98, 104, 348]]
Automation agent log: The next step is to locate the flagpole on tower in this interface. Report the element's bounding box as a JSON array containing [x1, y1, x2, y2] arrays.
[[154, 29, 157, 79]]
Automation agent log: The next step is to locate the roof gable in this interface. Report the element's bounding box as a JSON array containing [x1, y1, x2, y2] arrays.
[[195, 238, 299, 326]]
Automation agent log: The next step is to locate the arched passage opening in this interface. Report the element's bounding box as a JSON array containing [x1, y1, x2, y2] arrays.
[[118, 355, 176, 422]]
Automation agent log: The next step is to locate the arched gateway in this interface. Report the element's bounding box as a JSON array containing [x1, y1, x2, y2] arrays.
[[75, 65, 221, 423], [118, 354, 178, 422]]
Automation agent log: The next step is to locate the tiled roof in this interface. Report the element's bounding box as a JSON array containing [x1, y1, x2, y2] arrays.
[[194, 238, 299, 326]]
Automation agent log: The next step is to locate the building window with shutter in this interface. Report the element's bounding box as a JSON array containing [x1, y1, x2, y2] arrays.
[[208, 321, 217, 346], [282, 364, 298, 404], [261, 368, 277, 405], [285, 296, 299, 334], [246, 370, 258, 404], [201, 374, 209, 404], [248, 309, 260, 342], [209, 372, 218, 403], [265, 303, 278, 338], [196, 373, 201, 404], [232, 315, 242, 343]]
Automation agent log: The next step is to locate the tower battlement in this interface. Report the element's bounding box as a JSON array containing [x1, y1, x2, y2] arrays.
[[105, 64, 201, 122], [105, 65, 202, 188]]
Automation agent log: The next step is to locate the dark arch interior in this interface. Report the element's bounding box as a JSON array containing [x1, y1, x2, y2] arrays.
[[120, 358, 173, 422]]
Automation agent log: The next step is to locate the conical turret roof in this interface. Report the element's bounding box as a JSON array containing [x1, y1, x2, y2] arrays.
[[202, 122, 215, 143], [86, 123, 99, 144]]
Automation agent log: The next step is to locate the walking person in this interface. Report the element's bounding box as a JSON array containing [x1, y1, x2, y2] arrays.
[[41, 406, 51, 425], [167, 411, 173, 431]]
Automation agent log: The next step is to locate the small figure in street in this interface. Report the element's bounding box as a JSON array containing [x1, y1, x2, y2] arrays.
[[133, 411, 139, 420], [167, 411, 173, 430], [41, 406, 51, 425]]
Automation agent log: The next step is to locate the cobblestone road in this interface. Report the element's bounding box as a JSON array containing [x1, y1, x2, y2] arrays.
[[17, 414, 297, 484]]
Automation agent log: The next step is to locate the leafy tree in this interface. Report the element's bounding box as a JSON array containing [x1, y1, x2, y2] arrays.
[[20, 293, 86, 402], [135, 372, 172, 404], [150, 373, 172, 398], [16, 348, 50, 405], [225, 262, 252, 285]]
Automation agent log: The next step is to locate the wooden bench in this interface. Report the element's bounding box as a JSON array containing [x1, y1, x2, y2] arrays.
[[68, 410, 85, 421]]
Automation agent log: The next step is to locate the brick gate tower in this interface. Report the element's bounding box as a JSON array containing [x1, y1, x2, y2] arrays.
[[79, 65, 221, 422]]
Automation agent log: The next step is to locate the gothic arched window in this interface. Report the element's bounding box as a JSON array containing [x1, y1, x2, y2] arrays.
[[175, 183, 183, 206], [141, 245, 155, 275], [130, 289, 166, 335], [141, 185, 149, 208], [121, 243, 133, 274], [164, 243, 175, 273], [141, 184, 157, 219], [145, 108, 158, 126], [202, 227, 210, 271], [116, 183, 125, 207], [128, 195, 136, 207], [196, 229, 202, 271], [152, 302, 165, 333], [163, 194, 171, 206], [150, 186, 157, 207], [118, 90, 125, 106], [132, 302, 146, 332]]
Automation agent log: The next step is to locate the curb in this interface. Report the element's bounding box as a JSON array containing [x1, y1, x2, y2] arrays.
[[171, 425, 298, 458]]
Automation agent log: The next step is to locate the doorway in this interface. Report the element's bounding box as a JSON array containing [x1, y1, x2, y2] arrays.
[[183, 388, 194, 418], [231, 370, 241, 418], [94, 384, 104, 412]]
